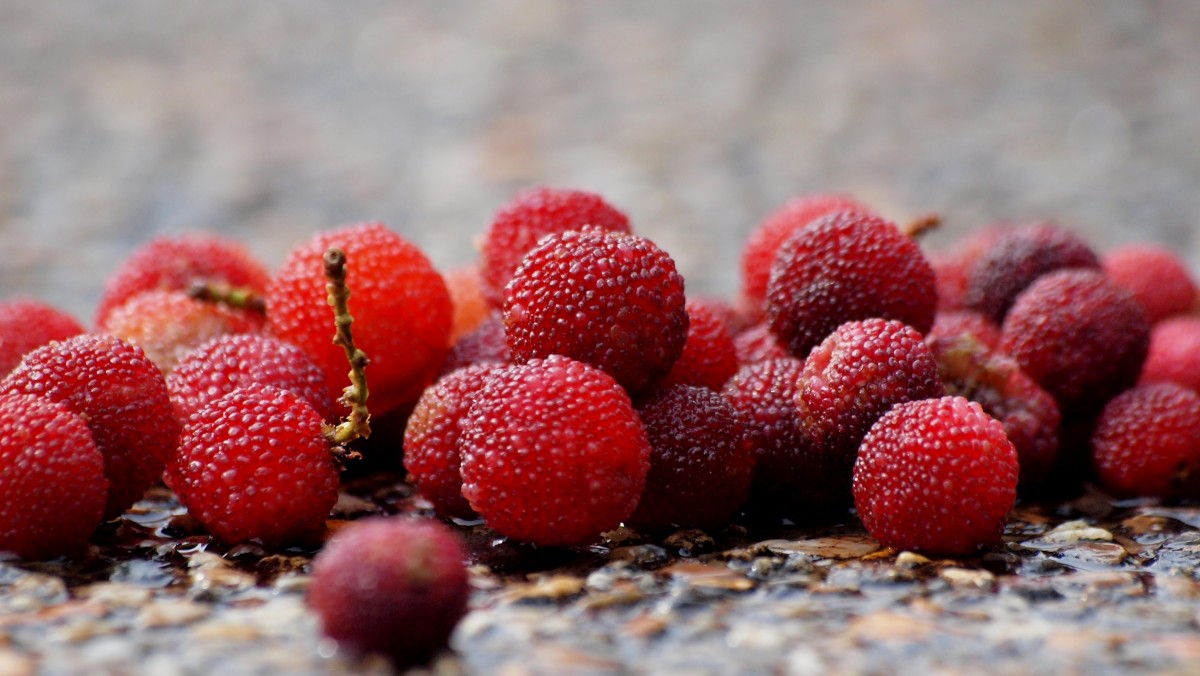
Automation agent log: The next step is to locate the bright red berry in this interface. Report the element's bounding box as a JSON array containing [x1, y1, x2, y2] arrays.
[[1103, 244, 1197, 324], [0, 393, 107, 560], [503, 229, 688, 395], [1091, 382, 1200, 500], [267, 222, 452, 418], [1140, 316, 1200, 392], [480, 186, 631, 308], [661, 299, 739, 391], [458, 355, 650, 546], [0, 299, 86, 375], [765, 211, 937, 359], [2, 334, 180, 519], [853, 396, 1019, 556], [309, 518, 470, 667]]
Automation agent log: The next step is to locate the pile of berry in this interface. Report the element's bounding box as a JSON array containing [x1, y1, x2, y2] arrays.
[[2, 186, 1199, 666]]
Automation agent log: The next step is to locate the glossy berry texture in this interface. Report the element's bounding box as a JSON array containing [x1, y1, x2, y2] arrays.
[[3, 334, 180, 519], [1103, 244, 1197, 324], [853, 396, 1019, 556], [1091, 383, 1200, 500], [441, 312, 510, 376], [458, 355, 650, 546], [963, 222, 1100, 323], [503, 229, 688, 395], [0, 394, 107, 560], [403, 364, 499, 519], [99, 290, 264, 375], [1140, 316, 1200, 392], [480, 186, 631, 308], [168, 334, 335, 423], [0, 300, 85, 375], [268, 222, 452, 418], [765, 211, 937, 360], [310, 518, 470, 667], [733, 322, 789, 365], [95, 233, 271, 328], [661, 299, 739, 391], [630, 385, 755, 530], [167, 384, 338, 547], [1001, 269, 1150, 417], [740, 194, 869, 313]]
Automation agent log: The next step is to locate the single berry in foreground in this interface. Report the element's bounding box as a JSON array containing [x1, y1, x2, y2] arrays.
[[1102, 244, 1197, 324], [0, 393, 107, 560], [0, 299, 85, 375], [1091, 382, 1200, 500], [309, 518, 470, 667], [853, 396, 1019, 556]]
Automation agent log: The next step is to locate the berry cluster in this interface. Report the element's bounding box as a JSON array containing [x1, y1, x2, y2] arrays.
[[2, 186, 1199, 666]]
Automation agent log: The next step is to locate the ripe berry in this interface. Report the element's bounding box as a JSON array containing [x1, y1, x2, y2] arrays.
[[1091, 382, 1200, 500], [444, 264, 491, 342], [0, 393, 107, 560], [740, 194, 870, 313], [853, 396, 1019, 556], [765, 211, 937, 359], [503, 229, 688, 395], [166, 384, 339, 547], [0, 299, 85, 375], [2, 334, 180, 519], [1001, 268, 1150, 416], [403, 364, 499, 519], [1103, 244, 1197, 324], [268, 222, 452, 418], [927, 310, 1002, 352], [661, 299, 739, 391], [927, 223, 1009, 312], [732, 322, 789, 365], [95, 232, 270, 328], [458, 355, 650, 546], [441, 312, 510, 376], [630, 385, 755, 530], [963, 222, 1100, 323], [168, 334, 335, 423], [309, 518, 470, 667], [480, 186, 631, 308], [1140, 316, 1200, 392]]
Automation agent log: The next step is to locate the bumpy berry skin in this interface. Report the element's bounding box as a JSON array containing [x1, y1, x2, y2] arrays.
[[480, 186, 631, 308], [630, 385, 755, 530], [963, 222, 1100, 323], [309, 518, 470, 667], [1091, 383, 1200, 500], [741, 194, 869, 313], [168, 334, 335, 423], [458, 355, 650, 546], [853, 396, 1019, 556], [3, 335, 180, 519], [503, 230, 688, 395], [267, 222, 452, 418], [0, 394, 107, 560], [403, 364, 499, 519], [661, 300, 739, 391], [0, 300, 85, 375], [1001, 269, 1150, 416], [733, 322, 789, 365], [166, 385, 338, 548], [441, 312, 510, 376], [1140, 316, 1200, 392], [797, 319, 944, 502], [95, 233, 271, 328], [765, 211, 937, 359], [100, 290, 263, 375], [1103, 244, 1197, 324]]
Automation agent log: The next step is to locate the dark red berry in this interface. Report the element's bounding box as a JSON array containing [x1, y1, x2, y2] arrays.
[[1140, 316, 1200, 392], [441, 312, 510, 376], [733, 322, 789, 365], [927, 224, 1009, 313], [661, 299, 739, 391], [1091, 382, 1200, 500], [853, 396, 1019, 556], [0, 299, 85, 375], [1103, 244, 1197, 324]]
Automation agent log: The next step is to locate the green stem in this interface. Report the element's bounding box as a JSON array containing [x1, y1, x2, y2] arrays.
[[321, 248, 371, 463]]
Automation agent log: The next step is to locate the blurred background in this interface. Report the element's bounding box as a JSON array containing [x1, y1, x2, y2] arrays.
[[2, 1, 1198, 320]]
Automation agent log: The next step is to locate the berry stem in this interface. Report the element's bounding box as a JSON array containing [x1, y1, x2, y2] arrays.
[[322, 248, 371, 457], [901, 213, 941, 239], [187, 281, 267, 315]]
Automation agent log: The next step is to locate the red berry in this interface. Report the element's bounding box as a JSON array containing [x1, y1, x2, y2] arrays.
[[1140, 316, 1200, 392], [0, 394, 107, 560], [630, 385, 755, 530], [853, 396, 1018, 556], [309, 518, 469, 667], [927, 223, 1009, 313], [441, 312, 510, 376], [267, 222, 452, 418], [1001, 269, 1150, 416], [168, 334, 335, 423], [661, 299, 739, 391], [0, 299, 85, 375], [765, 211, 937, 359], [1103, 244, 1197, 324], [444, 263, 491, 342], [458, 355, 650, 546], [927, 310, 1002, 352], [1091, 382, 1200, 500], [503, 230, 688, 395], [480, 186, 631, 308], [732, 322, 789, 365], [95, 233, 270, 328], [166, 384, 339, 547], [2, 334, 180, 519]]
